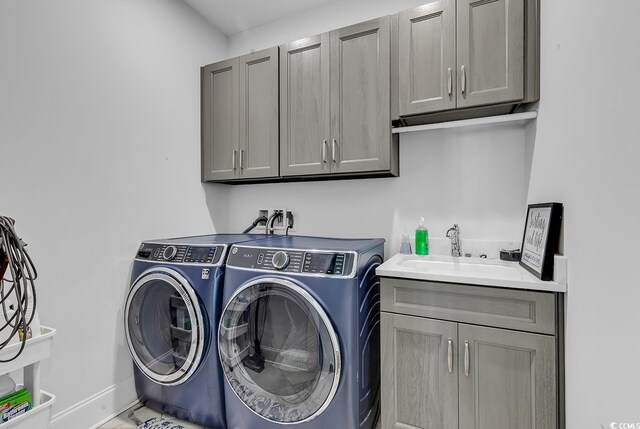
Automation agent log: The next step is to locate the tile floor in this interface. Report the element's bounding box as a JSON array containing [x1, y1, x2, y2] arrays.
[[100, 404, 382, 429]]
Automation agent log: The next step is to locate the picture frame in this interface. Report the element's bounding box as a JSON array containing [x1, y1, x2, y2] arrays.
[[519, 202, 563, 281]]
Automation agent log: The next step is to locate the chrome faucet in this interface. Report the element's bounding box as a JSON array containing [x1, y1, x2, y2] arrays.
[[446, 224, 461, 257]]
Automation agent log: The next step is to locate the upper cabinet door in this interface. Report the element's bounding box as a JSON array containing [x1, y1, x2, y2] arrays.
[[238, 47, 280, 180], [398, 0, 456, 116], [456, 0, 524, 108], [202, 58, 239, 181], [458, 324, 557, 429], [330, 17, 391, 174], [280, 34, 331, 177]]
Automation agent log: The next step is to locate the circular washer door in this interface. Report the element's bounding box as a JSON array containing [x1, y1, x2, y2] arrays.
[[125, 267, 205, 385], [219, 278, 341, 424]]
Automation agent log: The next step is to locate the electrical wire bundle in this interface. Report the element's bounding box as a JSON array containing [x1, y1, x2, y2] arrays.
[[0, 216, 37, 362]]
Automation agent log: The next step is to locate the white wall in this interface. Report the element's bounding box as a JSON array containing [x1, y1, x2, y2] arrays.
[[226, 125, 528, 256], [224, 0, 640, 427], [528, 1, 640, 426], [228, 0, 427, 57], [0, 0, 229, 425]]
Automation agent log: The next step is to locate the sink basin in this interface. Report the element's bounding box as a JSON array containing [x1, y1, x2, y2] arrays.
[[376, 253, 567, 292], [397, 255, 521, 279]]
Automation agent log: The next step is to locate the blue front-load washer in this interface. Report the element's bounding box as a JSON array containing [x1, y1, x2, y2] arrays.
[[124, 234, 266, 428], [218, 236, 384, 429]]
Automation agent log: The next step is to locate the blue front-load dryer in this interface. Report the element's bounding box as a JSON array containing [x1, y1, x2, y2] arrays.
[[124, 234, 266, 428], [218, 236, 384, 429]]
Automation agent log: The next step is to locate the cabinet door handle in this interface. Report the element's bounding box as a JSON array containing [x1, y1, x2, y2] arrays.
[[232, 150, 237, 170], [464, 341, 470, 376], [239, 149, 244, 170], [447, 67, 453, 97], [322, 140, 327, 163], [331, 139, 337, 163], [447, 338, 453, 373], [461, 65, 466, 95]]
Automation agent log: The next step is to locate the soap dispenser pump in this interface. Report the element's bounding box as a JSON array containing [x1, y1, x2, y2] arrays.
[[415, 217, 429, 255]]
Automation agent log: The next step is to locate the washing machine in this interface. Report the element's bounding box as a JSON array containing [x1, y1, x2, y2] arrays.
[[218, 236, 384, 429], [124, 234, 266, 428]]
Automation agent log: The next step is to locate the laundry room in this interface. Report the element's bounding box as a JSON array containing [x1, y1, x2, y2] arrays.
[[0, 0, 638, 428]]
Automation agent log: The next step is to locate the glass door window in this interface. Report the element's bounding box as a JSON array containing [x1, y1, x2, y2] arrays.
[[125, 268, 205, 385], [219, 279, 340, 423]]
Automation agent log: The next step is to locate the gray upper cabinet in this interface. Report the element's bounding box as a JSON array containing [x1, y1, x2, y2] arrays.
[[202, 58, 239, 182], [456, 0, 524, 108], [398, 0, 456, 115], [280, 34, 331, 177], [458, 324, 556, 429], [280, 18, 398, 178], [202, 48, 279, 182], [330, 17, 394, 174], [238, 47, 280, 179], [381, 313, 458, 429], [396, 0, 537, 121]]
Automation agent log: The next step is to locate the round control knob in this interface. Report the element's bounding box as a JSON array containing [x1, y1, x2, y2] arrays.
[[272, 251, 290, 270], [163, 246, 178, 261]]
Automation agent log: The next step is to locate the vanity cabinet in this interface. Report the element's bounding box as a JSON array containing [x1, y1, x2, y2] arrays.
[[201, 47, 279, 182], [397, 0, 539, 120], [280, 17, 398, 178], [380, 277, 562, 429]]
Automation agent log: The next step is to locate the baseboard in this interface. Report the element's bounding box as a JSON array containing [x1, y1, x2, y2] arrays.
[[50, 376, 138, 429]]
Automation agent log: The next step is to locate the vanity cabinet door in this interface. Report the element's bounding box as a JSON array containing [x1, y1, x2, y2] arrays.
[[456, 0, 525, 108], [458, 324, 556, 429], [280, 34, 331, 177], [202, 58, 239, 181], [398, 0, 456, 116], [238, 47, 280, 179], [381, 313, 458, 429], [329, 16, 393, 174]]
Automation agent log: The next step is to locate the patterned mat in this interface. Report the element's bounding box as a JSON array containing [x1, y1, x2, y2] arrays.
[[136, 417, 186, 429]]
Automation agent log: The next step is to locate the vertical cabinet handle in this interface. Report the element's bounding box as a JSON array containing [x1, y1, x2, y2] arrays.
[[239, 150, 244, 170], [447, 339, 453, 373], [322, 140, 327, 163], [464, 341, 470, 376], [331, 139, 337, 163], [461, 65, 466, 95], [447, 67, 453, 97], [232, 150, 237, 170]]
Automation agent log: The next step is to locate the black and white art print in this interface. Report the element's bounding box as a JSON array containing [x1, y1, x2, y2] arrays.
[[520, 203, 563, 281]]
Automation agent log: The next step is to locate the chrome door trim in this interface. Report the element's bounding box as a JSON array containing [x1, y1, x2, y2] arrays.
[[124, 267, 205, 386], [219, 277, 342, 425]]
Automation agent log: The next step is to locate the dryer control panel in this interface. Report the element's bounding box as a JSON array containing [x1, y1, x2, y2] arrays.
[[227, 246, 356, 277], [136, 242, 224, 265]]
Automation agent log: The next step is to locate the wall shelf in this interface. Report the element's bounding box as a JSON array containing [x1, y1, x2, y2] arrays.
[[392, 111, 538, 134]]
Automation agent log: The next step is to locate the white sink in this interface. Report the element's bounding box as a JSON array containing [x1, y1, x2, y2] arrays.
[[397, 255, 520, 278], [377, 254, 567, 292]]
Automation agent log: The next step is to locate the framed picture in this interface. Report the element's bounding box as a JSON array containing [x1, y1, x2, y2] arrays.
[[519, 203, 563, 281]]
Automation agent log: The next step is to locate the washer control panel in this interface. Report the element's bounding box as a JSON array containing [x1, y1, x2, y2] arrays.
[[227, 246, 355, 277], [136, 242, 223, 265]]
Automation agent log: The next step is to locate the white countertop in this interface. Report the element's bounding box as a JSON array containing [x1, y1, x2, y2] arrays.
[[376, 253, 567, 293]]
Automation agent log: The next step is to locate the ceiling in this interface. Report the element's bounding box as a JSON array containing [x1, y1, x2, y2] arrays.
[[183, 0, 338, 36]]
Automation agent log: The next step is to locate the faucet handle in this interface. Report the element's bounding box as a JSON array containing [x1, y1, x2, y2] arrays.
[[446, 224, 460, 238]]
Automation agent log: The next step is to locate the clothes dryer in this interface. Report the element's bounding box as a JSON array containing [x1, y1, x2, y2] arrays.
[[218, 236, 383, 429]]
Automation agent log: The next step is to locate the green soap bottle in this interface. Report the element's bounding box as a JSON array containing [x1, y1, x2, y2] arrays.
[[415, 217, 429, 255]]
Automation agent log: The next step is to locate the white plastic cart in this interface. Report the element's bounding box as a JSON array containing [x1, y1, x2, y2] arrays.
[[0, 327, 56, 428]]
